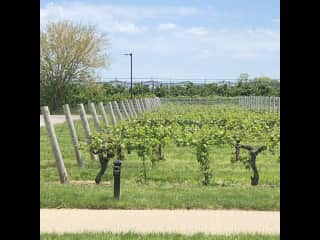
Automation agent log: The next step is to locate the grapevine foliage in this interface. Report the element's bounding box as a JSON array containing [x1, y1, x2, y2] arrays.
[[85, 105, 279, 185]]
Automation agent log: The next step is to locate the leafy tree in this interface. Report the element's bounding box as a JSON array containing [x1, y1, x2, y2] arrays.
[[132, 84, 150, 95], [40, 21, 109, 111], [154, 85, 168, 97]]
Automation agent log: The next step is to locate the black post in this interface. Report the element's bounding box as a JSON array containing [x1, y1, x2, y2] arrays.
[[130, 53, 133, 99], [113, 160, 122, 199]]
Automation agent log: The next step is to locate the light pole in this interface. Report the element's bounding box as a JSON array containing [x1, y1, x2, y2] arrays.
[[123, 53, 133, 99]]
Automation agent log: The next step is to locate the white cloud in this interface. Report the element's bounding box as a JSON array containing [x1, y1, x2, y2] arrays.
[[40, 2, 199, 33], [159, 23, 176, 30], [112, 22, 148, 33], [186, 27, 209, 36], [41, 3, 149, 34]]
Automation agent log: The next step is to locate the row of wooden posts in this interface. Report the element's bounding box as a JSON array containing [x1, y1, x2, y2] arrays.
[[238, 96, 280, 113], [41, 97, 161, 184]]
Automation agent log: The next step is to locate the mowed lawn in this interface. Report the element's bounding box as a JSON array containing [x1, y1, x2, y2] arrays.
[[40, 105, 279, 210]]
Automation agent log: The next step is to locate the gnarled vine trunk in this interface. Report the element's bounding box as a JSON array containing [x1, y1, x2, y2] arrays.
[[234, 140, 240, 161], [95, 153, 110, 184], [238, 145, 266, 186], [158, 144, 165, 160]]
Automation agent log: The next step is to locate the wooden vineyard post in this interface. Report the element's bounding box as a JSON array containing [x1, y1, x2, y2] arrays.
[[120, 100, 130, 120], [138, 98, 144, 112], [129, 99, 138, 118], [113, 101, 123, 121], [143, 98, 147, 111], [151, 97, 155, 108], [265, 97, 268, 112], [150, 98, 154, 110], [154, 98, 157, 108], [268, 96, 271, 112], [98, 102, 109, 126], [144, 98, 148, 110], [127, 100, 134, 118], [88, 102, 102, 132], [255, 96, 258, 111], [41, 106, 69, 184], [79, 104, 96, 160], [134, 99, 141, 114], [141, 98, 147, 111], [144, 98, 149, 111], [149, 98, 154, 110], [125, 100, 134, 118], [137, 99, 143, 113], [139, 98, 144, 112], [252, 96, 254, 111], [272, 96, 275, 113], [63, 104, 84, 168], [139, 98, 143, 113], [139, 98, 145, 112], [144, 98, 149, 110], [154, 97, 157, 107], [153, 98, 157, 108], [108, 102, 117, 125], [145, 98, 150, 110], [128, 100, 133, 117]]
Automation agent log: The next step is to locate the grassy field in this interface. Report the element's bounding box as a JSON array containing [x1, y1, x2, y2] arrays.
[[40, 232, 279, 240], [40, 104, 279, 210]]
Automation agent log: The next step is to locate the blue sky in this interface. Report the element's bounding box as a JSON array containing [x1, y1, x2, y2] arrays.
[[40, 0, 280, 80]]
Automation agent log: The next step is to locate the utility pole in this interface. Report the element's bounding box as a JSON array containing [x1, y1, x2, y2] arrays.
[[124, 53, 133, 98]]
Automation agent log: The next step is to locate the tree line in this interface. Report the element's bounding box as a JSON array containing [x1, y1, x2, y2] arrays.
[[152, 77, 280, 97]]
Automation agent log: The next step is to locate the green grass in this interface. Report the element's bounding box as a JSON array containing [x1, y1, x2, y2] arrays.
[[40, 232, 279, 240], [40, 104, 279, 210], [41, 181, 279, 209]]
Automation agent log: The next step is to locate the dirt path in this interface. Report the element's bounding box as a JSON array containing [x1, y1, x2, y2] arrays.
[[40, 209, 279, 234], [40, 115, 90, 127]]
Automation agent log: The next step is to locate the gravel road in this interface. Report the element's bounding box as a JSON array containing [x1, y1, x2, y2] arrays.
[[40, 209, 280, 234]]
